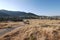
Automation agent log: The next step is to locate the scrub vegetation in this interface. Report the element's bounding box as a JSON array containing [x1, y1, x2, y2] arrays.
[[0, 19, 60, 40]]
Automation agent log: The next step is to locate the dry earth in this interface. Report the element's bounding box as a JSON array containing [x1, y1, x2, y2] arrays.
[[0, 19, 60, 40]]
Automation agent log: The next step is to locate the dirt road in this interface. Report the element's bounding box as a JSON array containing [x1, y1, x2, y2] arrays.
[[0, 24, 25, 38]]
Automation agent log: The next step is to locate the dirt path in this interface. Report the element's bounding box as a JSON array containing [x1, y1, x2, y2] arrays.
[[0, 27, 16, 36], [0, 24, 25, 38]]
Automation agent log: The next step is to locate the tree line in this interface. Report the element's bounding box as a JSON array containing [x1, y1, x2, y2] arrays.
[[0, 16, 60, 22]]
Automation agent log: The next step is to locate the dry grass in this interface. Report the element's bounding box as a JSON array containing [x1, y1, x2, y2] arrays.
[[0, 19, 60, 40], [0, 21, 24, 28]]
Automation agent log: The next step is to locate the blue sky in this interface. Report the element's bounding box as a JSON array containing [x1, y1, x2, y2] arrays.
[[0, 0, 60, 16]]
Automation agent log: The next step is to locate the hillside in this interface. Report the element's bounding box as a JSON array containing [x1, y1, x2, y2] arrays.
[[0, 11, 9, 16], [0, 10, 60, 20], [0, 10, 39, 17], [0, 19, 60, 40]]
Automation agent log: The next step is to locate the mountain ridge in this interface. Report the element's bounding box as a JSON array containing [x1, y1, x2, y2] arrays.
[[0, 10, 39, 17]]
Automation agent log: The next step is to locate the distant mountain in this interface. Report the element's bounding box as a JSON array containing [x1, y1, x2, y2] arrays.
[[0, 10, 60, 20], [0, 11, 9, 16], [0, 10, 39, 17]]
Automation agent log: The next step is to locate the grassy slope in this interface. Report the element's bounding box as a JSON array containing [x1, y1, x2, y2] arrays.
[[0, 19, 60, 40]]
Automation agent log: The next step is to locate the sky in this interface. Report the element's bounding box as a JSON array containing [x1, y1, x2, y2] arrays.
[[0, 0, 60, 16]]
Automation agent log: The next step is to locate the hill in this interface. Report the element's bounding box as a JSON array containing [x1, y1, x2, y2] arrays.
[[0, 10, 39, 17], [0, 19, 60, 40], [0, 10, 60, 20]]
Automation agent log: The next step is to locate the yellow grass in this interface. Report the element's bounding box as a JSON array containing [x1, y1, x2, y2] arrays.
[[0, 22, 24, 28], [0, 19, 60, 40]]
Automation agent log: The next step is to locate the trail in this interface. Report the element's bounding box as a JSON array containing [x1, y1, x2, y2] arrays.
[[0, 25, 25, 38]]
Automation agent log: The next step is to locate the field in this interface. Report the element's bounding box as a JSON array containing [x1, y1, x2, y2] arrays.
[[0, 19, 60, 40]]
